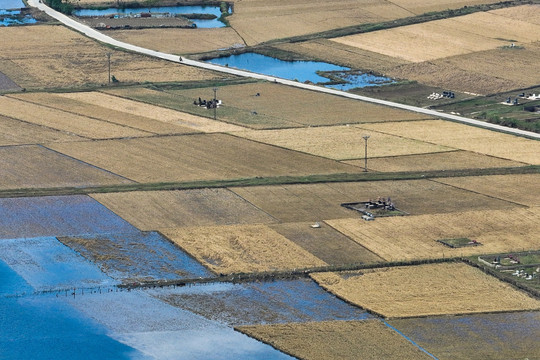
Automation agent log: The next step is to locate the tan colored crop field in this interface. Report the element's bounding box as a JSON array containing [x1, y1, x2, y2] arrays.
[[90, 189, 275, 231], [0, 96, 151, 139], [325, 207, 540, 262], [48, 133, 359, 183], [389, 0, 498, 14], [61, 91, 244, 133], [490, 4, 540, 25], [0, 25, 222, 89], [357, 120, 540, 164], [8, 92, 194, 135], [345, 150, 526, 172], [231, 179, 517, 223], [233, 125, 453, 160], [0, 114, 83, 146], [238, 320, 435, 360], [436, 174, 540, 207], [161, 224, 327, 274], [0, 145, 132, 190], [311, 263, 540, 318]]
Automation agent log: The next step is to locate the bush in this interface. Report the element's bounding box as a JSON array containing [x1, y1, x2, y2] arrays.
[[47, 0, 74, 14]]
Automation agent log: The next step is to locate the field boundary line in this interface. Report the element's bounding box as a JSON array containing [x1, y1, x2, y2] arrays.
[[382, 321, 439, 359]]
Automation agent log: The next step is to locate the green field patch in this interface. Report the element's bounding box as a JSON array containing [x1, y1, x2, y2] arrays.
[[438, 237, 482, 248]]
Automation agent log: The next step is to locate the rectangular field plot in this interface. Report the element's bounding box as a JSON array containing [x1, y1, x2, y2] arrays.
[[390, 311, 540, 360], [150, 278, 372, 326], [91, 189, 276, 230], [357, 120, 540, 164], [64, 90, 244, 133], [48, 133, 359, 183], [9, 92, 196, 135], [161, 224, 327, 274], [0, 96, 151, 139], [238, 319, 434, 360], [436, 174, 540, 207], [231, 179, 517, 223], [325, 208, 540, 261], [0, 145, 132, 190], [0, 237, 116, 291], [311, 263, 540, 318], [0, 114, 83, 146], [59, 232, 213, 284], [233, 125, 453, 160], [269, 222, 383, 265], [0, 195, 138, 239], [347, 150, 526, 172]]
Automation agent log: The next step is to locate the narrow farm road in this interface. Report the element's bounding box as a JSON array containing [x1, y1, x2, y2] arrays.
[[27, 0, 540, 140]]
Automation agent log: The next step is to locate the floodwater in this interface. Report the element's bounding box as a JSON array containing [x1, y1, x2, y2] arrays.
[[73, 5, 229, 28], [207, 52, 394, 90], [1, 1, 37, 26], [1, 0, 25, 9]]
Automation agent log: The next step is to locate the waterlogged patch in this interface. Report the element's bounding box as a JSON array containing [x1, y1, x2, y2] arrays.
[[0, 258, 33, 296]]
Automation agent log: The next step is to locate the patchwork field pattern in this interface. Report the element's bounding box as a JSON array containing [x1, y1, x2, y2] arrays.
[[347, 150, 527, 172], [0, 25, 222, 89], [90, 189, 275, 231], [0, 145, 132, 190], [357, 120, 540, 164], [238, 320, 435, 360], [48, 133, 359, 183], [390, 311, 540, 360], [325, 208, 540, 262], [161, 224, 327, 274], [233, 125, 453, 160], [311, 263, 540, 318], [0, 114, 82, 146]]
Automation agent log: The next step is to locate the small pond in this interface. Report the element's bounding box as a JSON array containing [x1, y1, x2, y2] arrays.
[[207, 52, 395, 90], [1, 0, 25, 9], [73, 5, 230, 28]]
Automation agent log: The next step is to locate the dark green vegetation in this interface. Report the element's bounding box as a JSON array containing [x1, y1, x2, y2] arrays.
[[438, 238, 480, 248]]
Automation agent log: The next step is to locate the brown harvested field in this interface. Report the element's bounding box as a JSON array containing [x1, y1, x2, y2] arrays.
[[232, 126, 453, 160], [490, 4, 540, 25], [345, 150, 526, 172], [61, 91, 244, 133], [311, 263, 540, 318], [90, 189, 276, 230], [389, 0, 499, 14], [0, 114, 83, 146], [0, 145, 132, 190], [48, 133, 359, 183], [230, 179, 518, 223], [270, 222, 383, 265], [160, 224, 327, 274], [8, 92, 195, 135], [108, 28, 245, 55], [436, 174, 540, 207], [357, 120, 540, 164], [325, 207, 540, 262], [332, 11, 540, 63], [0, 25, 222, 89], [238, 320, 435, 360], [0, 96, 151, 139]]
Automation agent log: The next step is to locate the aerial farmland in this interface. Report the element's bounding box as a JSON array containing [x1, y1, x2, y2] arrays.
[[0, 0, 539, 359]]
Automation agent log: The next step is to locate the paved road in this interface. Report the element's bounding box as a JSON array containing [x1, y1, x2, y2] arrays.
[[27, 0, 540, 140]]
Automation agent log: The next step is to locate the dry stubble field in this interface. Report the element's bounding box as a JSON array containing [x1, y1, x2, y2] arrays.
[[311, 262, 540, 318], [238, 320, 435, 360], [325, 207, 540, 261], [0, 114, 82, 146], [160, 224, 327, 274]]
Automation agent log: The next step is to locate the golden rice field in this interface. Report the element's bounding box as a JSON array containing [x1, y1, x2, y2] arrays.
[[160, 224, 327, 274], [356, 120, 540, 164], [311, 263, 540, 318], [0, 25, 221, 89], [332, 10, 540, 63], [231, 179, 517, 223], [436, 174, 540, 207], [325, 207, 540, 262], [48, 134, 359, 183], [90, 189, 275, 231], [8, 92, 195, 135], [232, 125, 453, 160], [238, 320, 435, 360], [346, 150, 526, 172], [0, 114, 82, 146], [0, 145, 132, 190], [0, 96, 151, 139], [59, 91, 244, 133]]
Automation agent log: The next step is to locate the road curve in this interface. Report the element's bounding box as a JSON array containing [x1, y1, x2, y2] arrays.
[[26, 0, 540, 140]]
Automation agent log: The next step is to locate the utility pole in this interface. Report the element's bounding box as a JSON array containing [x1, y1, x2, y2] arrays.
[[363, 135, 370, 172], [213, 87, 218, 120], [107, 53, 111, 84]]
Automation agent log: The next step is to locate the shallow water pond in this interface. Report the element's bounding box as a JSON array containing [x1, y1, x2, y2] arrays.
[[1, 0, 25, 9]]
